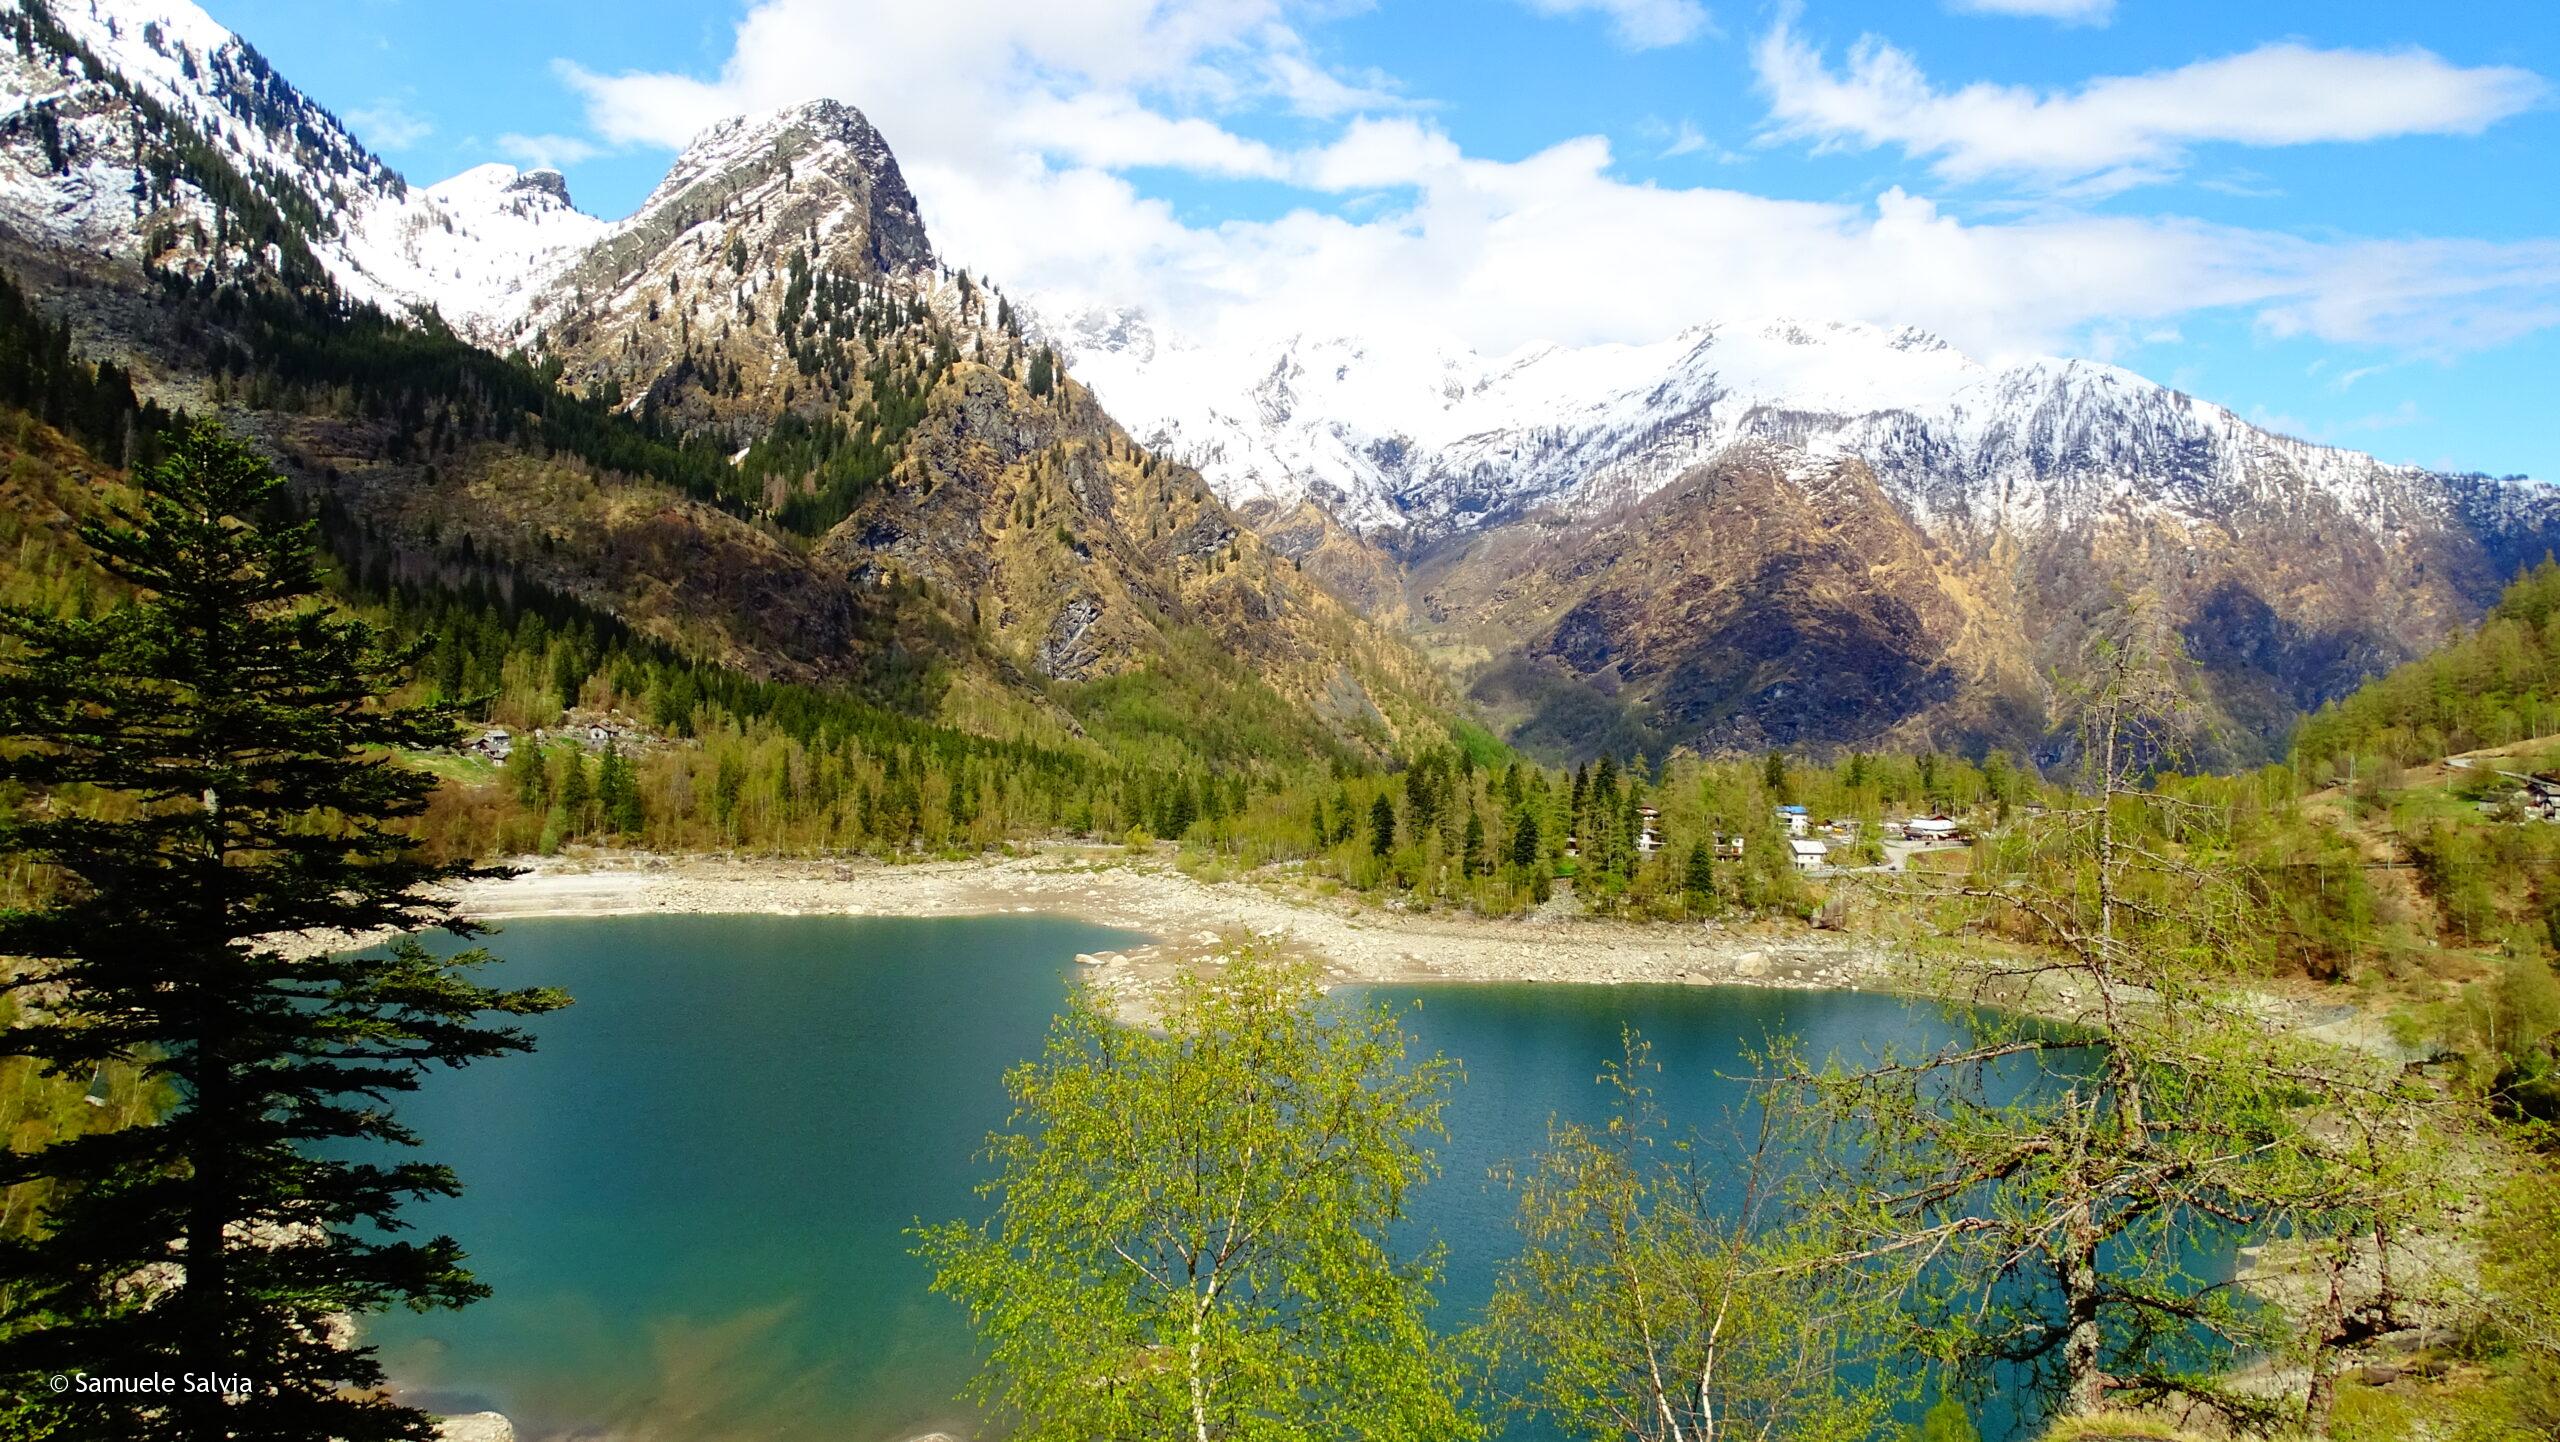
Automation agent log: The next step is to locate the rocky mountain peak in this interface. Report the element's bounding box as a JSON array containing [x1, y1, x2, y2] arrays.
[[633, 96, 932, 278], [505, 168, 574, 208], [510, 92, 953, 415]]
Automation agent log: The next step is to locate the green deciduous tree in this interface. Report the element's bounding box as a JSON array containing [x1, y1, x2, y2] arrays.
[[0, 422, 568, 1441], [2469, 1169, 2560, 1436], [1481, 1035, 1903, 1442], [916, 955, 1476, 1442]]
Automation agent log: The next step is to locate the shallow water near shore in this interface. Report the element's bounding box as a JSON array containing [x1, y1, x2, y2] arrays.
[[367, 915, 2065, 1441]]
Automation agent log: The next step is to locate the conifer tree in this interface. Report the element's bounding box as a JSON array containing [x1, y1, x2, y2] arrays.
[[0, 422, 568, 1441], [1510, 809, 1541, 869], [1683, 841, 1715, 906], [1369, 793, 1396, 857], [503, 736, 545, 807], [557, 745, 592, 825], [601, 743, 644, 835]]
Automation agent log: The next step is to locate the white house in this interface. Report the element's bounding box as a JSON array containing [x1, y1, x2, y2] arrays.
[[1788, 838, 1830, 871], [1775, 804, 1810, 837], [1904, 815, 1961, 842]]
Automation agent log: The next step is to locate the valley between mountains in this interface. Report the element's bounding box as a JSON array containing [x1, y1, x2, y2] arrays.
[[0, 0, 2549, 773], [6, 3, 2560, 1440]]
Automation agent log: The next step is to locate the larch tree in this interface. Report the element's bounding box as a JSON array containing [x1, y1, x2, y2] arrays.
[[1781, 603, 2443, 1433], [0, 422, 567, 1441]]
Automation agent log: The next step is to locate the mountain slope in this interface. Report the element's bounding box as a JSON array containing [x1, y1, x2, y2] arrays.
[[0, 0, 1462, 767], [1060, 311, 2560, 761], [1417, 445, 2042, 758]]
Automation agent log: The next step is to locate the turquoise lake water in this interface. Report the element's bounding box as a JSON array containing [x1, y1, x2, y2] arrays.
[[364, 915, 2034, 1441]]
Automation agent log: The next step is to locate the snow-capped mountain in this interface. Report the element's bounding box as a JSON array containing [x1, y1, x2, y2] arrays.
[[1057, 310, 2545, 549], [343, 164, 608, 340], [0, 0, 1456, 749], [505, 97, 945, 399], [1057, 304, 2560, 758], [5, 0, 2555, 761], [0, 0, 614, 339], [0, 0, 940, 357]]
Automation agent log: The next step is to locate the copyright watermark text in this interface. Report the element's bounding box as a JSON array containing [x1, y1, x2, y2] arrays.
[[43, 1372, 259, 1399]]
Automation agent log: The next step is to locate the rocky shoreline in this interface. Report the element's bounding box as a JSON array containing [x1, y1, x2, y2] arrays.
[[449, 845, 1904, 1013]]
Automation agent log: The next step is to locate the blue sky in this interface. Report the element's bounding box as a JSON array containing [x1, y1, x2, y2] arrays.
[[203, 0, 2558, 480]]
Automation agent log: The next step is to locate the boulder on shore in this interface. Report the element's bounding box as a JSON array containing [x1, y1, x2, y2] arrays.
[[437, 1413, 514, 1442]]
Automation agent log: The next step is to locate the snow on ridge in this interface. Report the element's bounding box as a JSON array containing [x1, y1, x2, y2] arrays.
[[0, 0, 614, 340], [1053, 301, 2546, 543], [6, 0, 2542, 548], [636, 98, 905, 229], [341, 163, 608, 345]]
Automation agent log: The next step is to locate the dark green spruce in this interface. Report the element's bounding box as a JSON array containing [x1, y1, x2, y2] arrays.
[[0, 421, 567, 1441]]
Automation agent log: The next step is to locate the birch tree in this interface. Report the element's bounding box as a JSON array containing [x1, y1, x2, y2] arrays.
[[1479, 1034, 1903, 1442], [915, 955, 1477, 1442]]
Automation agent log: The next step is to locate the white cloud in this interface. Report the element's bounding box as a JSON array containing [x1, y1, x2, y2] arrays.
[[496, 132, 603, 169], [534, 0, 2560, 373], [1754, 19, 2545, 190], [1945, 0, 2113, 24], [1518, 0, 1714, 49], [1007, 92, 1291, 178], [348, 97, 431, 151], [2252, 236, 2560, 352], [556, 0, 1326, 162], [1253, 26, 1416, 117]]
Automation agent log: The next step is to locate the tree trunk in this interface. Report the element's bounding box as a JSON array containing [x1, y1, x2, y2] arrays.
[[178, 1037, 231, 1435], [2061, 1214, 2105, 1415], [1188, 1294, 1213, 1442], [180, 862, 236, 1434]]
